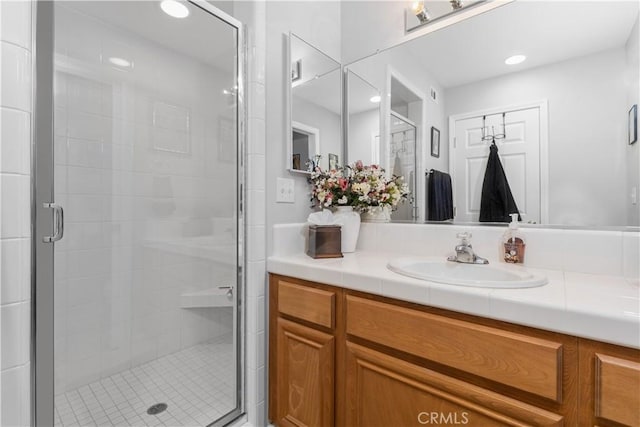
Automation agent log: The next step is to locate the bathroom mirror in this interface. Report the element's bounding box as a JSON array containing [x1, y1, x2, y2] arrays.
[[345, 69, 381, 165], [287, 33, 341, 173], [345, 0, 640, 228]]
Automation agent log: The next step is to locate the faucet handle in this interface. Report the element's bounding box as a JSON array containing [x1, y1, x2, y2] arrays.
[[456, 232, 472, 243]]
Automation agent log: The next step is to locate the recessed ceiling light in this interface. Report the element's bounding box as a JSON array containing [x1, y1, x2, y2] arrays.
[[505, 54, 526, 65], [108, 57, 131, 68], [160, 0, 190, 18], [370, 95, 381, 103]]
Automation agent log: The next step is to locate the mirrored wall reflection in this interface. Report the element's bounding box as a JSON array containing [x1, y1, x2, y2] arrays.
[[389, 113, 417, 221], [52, 2, 241, 426], [345, 1, 640, 227], [345, 70, 380, 166], [289, 33, 341, 173]]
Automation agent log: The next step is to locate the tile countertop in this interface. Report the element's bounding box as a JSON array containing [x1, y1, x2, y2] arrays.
[[267, 251, 640, 349]]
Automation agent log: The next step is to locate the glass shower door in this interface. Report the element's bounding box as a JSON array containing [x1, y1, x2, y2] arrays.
[[35, 1, 244, 426], [389, 112, 417, 221]]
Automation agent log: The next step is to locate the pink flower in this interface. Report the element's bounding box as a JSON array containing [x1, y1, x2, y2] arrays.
[[339, 178, 348, 191], [355, 160, 364, 170]]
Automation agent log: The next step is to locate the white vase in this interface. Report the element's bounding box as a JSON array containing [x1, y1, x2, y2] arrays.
[[333, 206, 361, 253], [361, 205, 392, 222]]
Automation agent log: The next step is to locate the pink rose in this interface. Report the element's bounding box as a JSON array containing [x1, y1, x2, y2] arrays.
[[339, 178, 348, 191], [355, 160, 364, 170]]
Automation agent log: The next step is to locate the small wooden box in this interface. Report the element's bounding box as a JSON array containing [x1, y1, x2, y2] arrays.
[[307, 225, 343, 259]]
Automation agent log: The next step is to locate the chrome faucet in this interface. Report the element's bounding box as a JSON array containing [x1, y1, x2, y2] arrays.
[[447, 232, 489, 264]]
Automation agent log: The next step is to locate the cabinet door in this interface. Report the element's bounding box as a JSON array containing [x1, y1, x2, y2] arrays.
[[579, 339, 640, 427], [345, 342, 563, 427], [275, 318, 335, 427]]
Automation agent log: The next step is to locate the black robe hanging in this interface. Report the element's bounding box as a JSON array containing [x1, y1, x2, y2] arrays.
[[479, 143, 521, 222]]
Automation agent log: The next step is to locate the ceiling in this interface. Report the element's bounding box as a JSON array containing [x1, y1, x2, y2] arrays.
[[61, 1, 237, 73]]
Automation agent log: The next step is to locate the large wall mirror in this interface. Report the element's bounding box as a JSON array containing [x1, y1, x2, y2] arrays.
[[287, 33, 341, 173], [345, 0, 640, 228]]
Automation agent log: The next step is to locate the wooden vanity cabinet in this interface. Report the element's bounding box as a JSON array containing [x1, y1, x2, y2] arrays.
[[578, 339, 640, 427], [269, 274, 639, 426], [269, 275, 345, 427]]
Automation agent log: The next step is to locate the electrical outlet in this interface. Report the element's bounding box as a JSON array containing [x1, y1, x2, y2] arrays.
[[276, 177, 295, 203]]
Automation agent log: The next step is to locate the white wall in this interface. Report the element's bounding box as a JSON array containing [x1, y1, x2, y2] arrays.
[[341, 1, 407, 64], [445, 48, 629, 227], [292, 97, 341, 171], [265, 1, 342, 253], [0, 1, 33, 426], [626, 16, 640, 226], [348, 108, 379, 164]]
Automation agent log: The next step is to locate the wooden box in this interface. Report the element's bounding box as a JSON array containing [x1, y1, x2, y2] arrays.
[[307, 225, 343, 259]]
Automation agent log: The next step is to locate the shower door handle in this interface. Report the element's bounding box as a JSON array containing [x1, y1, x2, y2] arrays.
[[43, 203, 64, 243]]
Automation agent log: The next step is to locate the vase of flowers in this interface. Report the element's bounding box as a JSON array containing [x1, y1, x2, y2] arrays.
[[349, 161, 409, 222], [308, 165, 361, 252], [308, 160, 410, 249]]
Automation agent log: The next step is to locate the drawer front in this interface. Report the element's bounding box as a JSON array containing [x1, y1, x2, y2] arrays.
[[346, 295, 563, 402], [595, 353, 640, 426], [278, 280, 335, 329], [345, 342, 563, 427]]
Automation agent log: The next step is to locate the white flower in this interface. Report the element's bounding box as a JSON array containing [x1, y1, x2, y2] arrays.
[[353, 182, 371, 195], [338, 196, 347, 205]]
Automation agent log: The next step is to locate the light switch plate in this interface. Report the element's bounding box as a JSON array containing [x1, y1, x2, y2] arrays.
[[276, 177, 295, 203]]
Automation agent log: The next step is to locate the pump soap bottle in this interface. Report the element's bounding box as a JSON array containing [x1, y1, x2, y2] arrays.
[[503, 213, 525, 264]]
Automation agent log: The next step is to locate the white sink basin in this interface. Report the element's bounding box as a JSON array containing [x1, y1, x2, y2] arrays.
[[387, 257, 548, 288]]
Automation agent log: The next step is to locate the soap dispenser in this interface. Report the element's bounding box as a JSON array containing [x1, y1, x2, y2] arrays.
[[503, 213, 526, 264]]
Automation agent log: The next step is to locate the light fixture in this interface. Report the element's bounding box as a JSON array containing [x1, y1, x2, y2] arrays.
[[160, 0, 190, 18], [411, 1, 431, 23], [505, 54, 526, 65], [108, 57, 131, 68], [370, 95, 381, 103]]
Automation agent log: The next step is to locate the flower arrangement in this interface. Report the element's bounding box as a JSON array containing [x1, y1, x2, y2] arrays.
[[308, 160, 410, 211]]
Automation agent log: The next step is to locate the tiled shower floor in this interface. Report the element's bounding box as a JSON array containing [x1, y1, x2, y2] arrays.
[[54, 334, 235, 427]]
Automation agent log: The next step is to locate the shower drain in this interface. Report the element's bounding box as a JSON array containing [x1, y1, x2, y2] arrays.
[[147, 403, 168, 415]]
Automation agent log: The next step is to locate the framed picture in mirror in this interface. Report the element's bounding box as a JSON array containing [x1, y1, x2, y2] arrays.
[[328, 153, 338, 170], [629, 104, 637, 145], [431, 127, 440, 158]]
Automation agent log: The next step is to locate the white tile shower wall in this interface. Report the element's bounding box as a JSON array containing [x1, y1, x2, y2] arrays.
[[240, 0, 268, 424], [53, 4, 236, 394], [274, 222, 636, 278], [0, 1, 33, 426]]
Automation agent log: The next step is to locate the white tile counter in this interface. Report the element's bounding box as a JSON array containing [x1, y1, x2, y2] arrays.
[[268, 223, 640, 349]]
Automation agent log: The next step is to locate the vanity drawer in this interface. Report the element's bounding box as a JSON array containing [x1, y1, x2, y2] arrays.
[[277, 280, 336, 329], [346, 295, 564, 402]]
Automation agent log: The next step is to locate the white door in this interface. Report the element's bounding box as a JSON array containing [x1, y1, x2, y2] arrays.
[[452, 106, 542, 223]]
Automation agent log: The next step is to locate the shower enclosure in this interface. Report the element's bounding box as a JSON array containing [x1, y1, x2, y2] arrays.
[[389, 112, 417, 221], [33, 1, 245, 426]]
